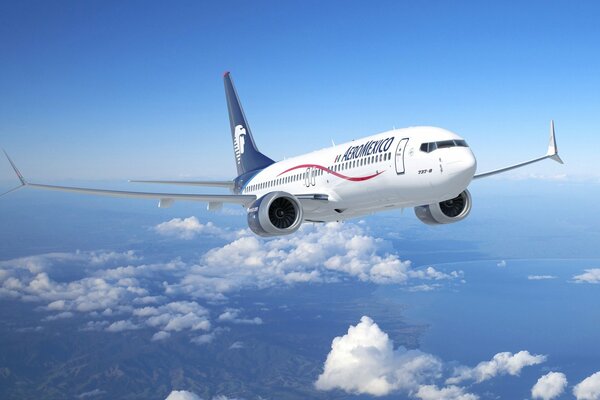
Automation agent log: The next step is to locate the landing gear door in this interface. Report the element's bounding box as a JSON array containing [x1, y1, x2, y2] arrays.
[[395, 138, 409, 175]]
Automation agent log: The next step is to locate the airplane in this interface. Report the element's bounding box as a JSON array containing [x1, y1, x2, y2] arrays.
[[2, 72, 563, 237]]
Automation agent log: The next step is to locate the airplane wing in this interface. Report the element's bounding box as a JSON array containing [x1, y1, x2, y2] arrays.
[[1, 150, 255, 208], [473, 120, 563, 180], [129, 179, 235, 189]]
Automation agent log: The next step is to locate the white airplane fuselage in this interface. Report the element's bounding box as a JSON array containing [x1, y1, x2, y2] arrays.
[[240, 126, 477, 222]]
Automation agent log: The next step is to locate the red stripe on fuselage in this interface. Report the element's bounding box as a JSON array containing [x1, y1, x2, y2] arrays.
[[277, 164, 385, 182]]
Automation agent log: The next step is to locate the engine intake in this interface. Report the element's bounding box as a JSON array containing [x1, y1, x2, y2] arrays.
[[414, 190, 472, 225], [247, 192, 304, 237]]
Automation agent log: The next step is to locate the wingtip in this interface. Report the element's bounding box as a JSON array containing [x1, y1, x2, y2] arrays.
[[2, 149, 27, 185], [223, 71, 230, 78], [547, 120, 563, 164], [547, 120, 558, 153]]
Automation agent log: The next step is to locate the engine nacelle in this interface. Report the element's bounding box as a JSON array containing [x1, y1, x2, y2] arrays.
[[247, 191, 304, 237], [414, 189, 472, 225]]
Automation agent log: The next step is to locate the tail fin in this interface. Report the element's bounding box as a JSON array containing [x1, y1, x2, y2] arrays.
[[224, 72, 274, 176]]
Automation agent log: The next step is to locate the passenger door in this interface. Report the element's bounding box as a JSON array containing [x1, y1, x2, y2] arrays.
[[395, 138, 409, 174]]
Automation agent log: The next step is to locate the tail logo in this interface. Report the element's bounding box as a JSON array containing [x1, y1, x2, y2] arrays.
[[234, 124, 247, 164]]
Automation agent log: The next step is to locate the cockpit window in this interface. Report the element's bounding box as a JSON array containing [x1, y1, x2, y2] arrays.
[[436, 140, 455, 149], [420, 139, 468, 153]]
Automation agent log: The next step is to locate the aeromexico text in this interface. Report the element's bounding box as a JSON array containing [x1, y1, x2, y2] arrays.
[[341, 137, 395, 161]]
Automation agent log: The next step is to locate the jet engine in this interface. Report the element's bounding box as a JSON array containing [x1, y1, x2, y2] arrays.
[[247, 191, 304, 237], [414, 189, 472, 225]]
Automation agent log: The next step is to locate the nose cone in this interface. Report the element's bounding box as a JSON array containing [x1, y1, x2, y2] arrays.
[[444, 148, 477, 185]]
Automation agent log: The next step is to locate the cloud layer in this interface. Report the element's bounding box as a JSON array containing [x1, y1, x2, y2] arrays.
[[166, 222, 463, 301], [0, 221, 462, 343]]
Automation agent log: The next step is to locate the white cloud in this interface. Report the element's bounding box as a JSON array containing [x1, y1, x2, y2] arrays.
[[163, 312, 210, 332], [574, 371, 600, 400], [217, 308, 262, 325], [447, 351, 546, 384], [47, 299, 66, 310], [497, 260, 507, 268], [167, 222, 462, 300], [573, 269, 600, 284], [190, 327, 228, 346], [163, 392, 240, 400], [43, 311, 74, 321], [80, 321, 109, 331], [78, 389, 106, 398], [532, 372, 567, 400], [165, 391, 203, 400], [191, 333, 216, 345], [315, 316, 442, 396], [415, 385, 478, 400], [528, 275, 557, 280], [0, 250, 214, 340], [0, 222, 461, 344], [154, 217, 225, 240], [151, 331, 171, 341], [0, 250, 150, 317], [229, 341, 244, 350], [407, 284, 440, 292], [87, 250, 139, 265], [140, 301, 211, 333], [408, 267, 462, 281], [106, 320, 141, 332]]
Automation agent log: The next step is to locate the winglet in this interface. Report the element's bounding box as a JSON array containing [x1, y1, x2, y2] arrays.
[[3, 149, 27, 185], [1, 149, 27, 197], [546, 120, 564, 164]]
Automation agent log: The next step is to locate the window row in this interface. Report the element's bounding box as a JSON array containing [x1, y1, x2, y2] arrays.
[[246, 170, 323, 192], [328, 152, 391, 173], [420, 140, 468, 153], [246, 152, 393, 192]]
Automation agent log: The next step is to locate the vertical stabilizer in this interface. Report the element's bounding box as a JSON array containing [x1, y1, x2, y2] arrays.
[[224, 72, 274, 176]]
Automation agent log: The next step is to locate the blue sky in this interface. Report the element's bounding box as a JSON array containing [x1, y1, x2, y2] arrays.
[[3, 4, 600, 399], [1, 1, 598, 182]]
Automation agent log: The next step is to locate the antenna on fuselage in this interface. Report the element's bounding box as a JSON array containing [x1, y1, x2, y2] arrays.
[[331, 139, 336, 147]]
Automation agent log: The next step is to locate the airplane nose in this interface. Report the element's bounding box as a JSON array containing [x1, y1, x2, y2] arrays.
[[444, 148, 477, 182]]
